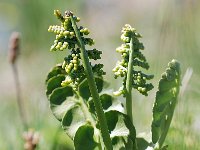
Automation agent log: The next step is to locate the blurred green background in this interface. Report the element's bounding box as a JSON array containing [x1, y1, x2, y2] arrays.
[[0, 0, 200, 149]]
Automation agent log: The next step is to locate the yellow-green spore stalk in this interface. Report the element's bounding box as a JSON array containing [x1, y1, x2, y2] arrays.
[[113, 24, 154, 96], [48, 10, 105, 90]]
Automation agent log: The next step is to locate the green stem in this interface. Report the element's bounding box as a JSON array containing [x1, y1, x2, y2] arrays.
[[125, 37, 138, 150], [125, 37, 134, 123], [79, 97, 96, 127], [69, 13, 113, 150]]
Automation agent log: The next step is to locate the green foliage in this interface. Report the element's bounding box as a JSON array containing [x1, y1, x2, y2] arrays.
[[46, 10, 181, 150], [46, 64, 136, 150]]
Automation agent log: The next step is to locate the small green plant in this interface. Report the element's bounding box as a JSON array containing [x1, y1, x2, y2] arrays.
[[46, 10, 181, 150]]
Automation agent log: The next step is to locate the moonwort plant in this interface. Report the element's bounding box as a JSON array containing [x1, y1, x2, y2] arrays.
[[46, 10, 181, 150]]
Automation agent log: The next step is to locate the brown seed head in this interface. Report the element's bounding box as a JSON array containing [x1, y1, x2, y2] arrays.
[[8, 32, 20, 64]]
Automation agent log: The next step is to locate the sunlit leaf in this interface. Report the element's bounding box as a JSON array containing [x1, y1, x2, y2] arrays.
[[151, 60, 181, 145]]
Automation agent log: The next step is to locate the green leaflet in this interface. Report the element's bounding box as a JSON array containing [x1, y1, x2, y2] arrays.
[[106, 111, 136, 149], [49, 86, 74, 105], [46, 75, 65, 95], [151, 59, 181, 148], [136, 138, 150, 150], [45, 64, 64, 83], [46, 65, 136, 150], [74, 125, 98, 150]]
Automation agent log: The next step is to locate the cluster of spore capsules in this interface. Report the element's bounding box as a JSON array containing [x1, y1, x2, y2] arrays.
[[113, 24, 154, 96], [48, 10, 105, 90]]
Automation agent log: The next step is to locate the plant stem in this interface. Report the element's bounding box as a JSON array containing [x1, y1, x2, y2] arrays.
[[79, 96, 96, 128], [125, 37, 134, 123], [12, 63, 28, 130], [125, 37, 138, 150], [70, 14, 113, 150]]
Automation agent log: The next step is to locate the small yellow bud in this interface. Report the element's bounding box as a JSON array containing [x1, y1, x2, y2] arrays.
[[138, 87, 142, 91], [55, 45, 60, 49], [54, 10, 61, 17], [61, 82, 66, 87], [76, 17, 80, 22], [60, 30, 63, 35], [65, 68, 70, 74], [70, 32, 74, 36], [122, 53, 127, 57], [56, 29, 59, 33], [69, 63, 73, 68], [74, 66, 78, 70], [141, 88, 146, 92], [72, 60, 77, 64], [137, 79, 141, 83], [80, 29, 84, 33], [63, 42, 68, 46], [63, 31, 70, 36], [84, 28, 90, 35], [62, 44, 67, 49]]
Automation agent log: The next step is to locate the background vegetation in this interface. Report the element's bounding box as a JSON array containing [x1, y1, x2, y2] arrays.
[[0, 0, 199, 149]]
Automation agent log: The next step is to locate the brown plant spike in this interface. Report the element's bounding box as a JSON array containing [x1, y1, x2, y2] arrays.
[[8, 32, 20, 64], [8, 32, 28, 130]]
